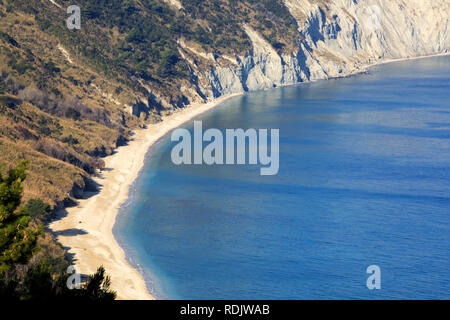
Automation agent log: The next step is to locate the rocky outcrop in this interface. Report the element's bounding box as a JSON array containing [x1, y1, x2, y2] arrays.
[[180, 0, 449, 102]]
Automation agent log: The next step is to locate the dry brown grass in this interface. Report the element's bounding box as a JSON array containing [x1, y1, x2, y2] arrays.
[[0, 7, 143, 207], [0, 137, 88, 206]]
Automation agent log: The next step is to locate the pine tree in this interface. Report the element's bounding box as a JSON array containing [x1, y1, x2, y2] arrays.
[[0, 160, 41, 274], [0, 161, 116, 300]]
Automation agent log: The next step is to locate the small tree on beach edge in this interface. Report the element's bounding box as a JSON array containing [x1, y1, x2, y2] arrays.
[[0, 161, 116, 301], [0, 160, 41, 274]]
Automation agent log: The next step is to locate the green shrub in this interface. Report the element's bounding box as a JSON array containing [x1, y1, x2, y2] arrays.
[[25, 199, 52, 220]]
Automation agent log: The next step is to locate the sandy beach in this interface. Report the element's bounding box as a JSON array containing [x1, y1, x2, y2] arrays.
[[363, 52, 450, 70], [49, 94, 239, 300], [49, 52, 449, 300]]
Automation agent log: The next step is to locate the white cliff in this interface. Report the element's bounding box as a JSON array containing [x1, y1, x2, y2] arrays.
[[182, 0, 449, 101]]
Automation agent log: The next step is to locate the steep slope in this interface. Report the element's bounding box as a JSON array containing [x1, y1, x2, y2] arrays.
[[0, 0, 448, 206], [197, 0, 449, 96]]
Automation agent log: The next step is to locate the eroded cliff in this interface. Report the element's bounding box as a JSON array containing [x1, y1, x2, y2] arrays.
[[184, 0, 449, 100]]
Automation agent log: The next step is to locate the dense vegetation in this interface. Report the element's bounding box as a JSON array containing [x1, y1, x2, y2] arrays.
[[5, 0, 298, 93], [0, 0, 300, 207], [0, 161, 116, 300]]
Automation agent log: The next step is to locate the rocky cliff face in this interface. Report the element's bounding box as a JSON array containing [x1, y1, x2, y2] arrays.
[[181, 0, 449, 100]]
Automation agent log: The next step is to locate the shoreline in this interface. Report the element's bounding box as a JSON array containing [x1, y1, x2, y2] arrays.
[[363, 52, 450, 70], [49, 52, 448, 300], [49, 93, 239, 300]]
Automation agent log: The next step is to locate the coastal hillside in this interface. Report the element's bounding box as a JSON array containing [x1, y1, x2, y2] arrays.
[[0, 0, 449, 206]]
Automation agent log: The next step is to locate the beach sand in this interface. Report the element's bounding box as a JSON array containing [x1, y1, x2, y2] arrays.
[[49, 94, 239, 300]]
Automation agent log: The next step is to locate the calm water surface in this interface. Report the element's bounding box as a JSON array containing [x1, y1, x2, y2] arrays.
[[115, 56, 450, 299]]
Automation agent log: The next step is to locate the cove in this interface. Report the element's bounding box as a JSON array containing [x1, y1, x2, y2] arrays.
[[114, 55, 450, 300]]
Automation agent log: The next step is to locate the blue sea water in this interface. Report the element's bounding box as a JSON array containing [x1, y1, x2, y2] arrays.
[[114, 56, 450, 300]]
